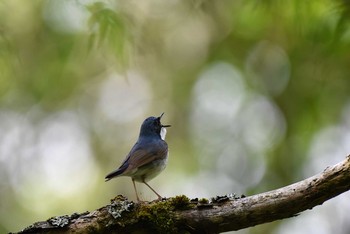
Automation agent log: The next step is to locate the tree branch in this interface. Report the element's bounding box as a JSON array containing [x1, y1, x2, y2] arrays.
[[16, 155, 350, 234]]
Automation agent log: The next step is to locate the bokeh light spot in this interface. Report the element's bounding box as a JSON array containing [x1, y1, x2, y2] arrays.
[[98, 71, 152, 123], [43, 0, 90, 34], [36, 111, 96, 197], [246, 41, 290, 96], [239, 94, 286, 153]]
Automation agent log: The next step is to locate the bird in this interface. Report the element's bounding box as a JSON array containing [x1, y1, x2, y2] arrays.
[[105, 113, 171, 202]]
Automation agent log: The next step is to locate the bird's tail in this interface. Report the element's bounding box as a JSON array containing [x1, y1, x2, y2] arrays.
[[105, 163, 128, 181], [105, 169, 121, 181]]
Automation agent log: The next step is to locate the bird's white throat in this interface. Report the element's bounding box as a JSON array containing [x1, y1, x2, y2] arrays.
[[160, 127, 167, 140]]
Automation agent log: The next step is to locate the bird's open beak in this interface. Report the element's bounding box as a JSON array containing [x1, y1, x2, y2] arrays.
[[159, 112, 171, 128]]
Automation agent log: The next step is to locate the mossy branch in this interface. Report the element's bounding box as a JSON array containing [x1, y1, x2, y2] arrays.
[[16, 155, 350, 234]]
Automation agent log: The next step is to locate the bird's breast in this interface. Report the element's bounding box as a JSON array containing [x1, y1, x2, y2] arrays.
[[132, 155, 168, 182]]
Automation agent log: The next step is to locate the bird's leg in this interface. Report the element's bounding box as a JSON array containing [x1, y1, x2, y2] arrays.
[[143, 181, 163, 200], [132, 179, 141, 202]]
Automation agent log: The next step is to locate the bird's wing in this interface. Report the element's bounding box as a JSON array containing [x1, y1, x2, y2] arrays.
[[105, 140, 168, 180], [124, 140, 168, 172]]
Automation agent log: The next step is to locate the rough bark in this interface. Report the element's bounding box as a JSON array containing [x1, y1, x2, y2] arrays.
[[15, 155, 350, 234]]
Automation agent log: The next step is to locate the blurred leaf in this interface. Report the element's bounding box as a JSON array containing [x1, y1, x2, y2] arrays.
[[87, 2, 130, 68]]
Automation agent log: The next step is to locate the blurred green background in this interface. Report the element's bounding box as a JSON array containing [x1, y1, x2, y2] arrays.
[[1, 0, 350, 233]]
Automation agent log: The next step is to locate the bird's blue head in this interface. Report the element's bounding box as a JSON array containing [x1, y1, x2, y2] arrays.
[[139, 113, 171, 139]]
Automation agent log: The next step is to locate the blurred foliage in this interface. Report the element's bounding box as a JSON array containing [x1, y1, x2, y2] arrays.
[[87, 2, 130, 68], [1, 0, 350, 233]]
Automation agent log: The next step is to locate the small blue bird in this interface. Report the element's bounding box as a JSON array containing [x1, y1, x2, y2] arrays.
[[105, 113, 171, 202]]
